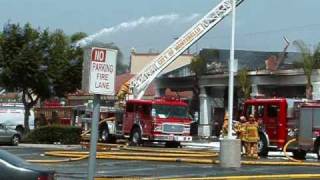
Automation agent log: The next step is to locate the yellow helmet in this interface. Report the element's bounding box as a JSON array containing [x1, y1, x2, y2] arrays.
[[224, 112, 229, 120]]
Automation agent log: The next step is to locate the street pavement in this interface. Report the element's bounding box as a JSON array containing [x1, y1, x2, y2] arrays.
[[1, 143, 320, 180]]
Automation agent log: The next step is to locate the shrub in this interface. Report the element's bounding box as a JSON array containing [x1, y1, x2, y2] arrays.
[[25, 125, 82, 144]]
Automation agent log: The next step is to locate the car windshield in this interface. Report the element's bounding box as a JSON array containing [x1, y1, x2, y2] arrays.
[[153, 105, 188, 118]]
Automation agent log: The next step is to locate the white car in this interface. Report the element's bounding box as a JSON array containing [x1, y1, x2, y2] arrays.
[[0, 123, 20, 145]]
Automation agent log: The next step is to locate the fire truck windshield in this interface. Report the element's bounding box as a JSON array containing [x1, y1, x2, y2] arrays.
[[153, 105, 188, 119]]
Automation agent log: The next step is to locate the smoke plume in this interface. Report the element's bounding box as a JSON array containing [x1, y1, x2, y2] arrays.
[[76, 13, 200, 47]]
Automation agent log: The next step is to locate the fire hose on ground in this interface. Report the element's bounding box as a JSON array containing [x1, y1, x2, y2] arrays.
[[26, 144, 320, 166], [283, 138, 302, 162], [27, 116, 320, 166]]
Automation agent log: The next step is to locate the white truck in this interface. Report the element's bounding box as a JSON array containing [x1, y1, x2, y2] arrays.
[[0, 103, 35, 133]]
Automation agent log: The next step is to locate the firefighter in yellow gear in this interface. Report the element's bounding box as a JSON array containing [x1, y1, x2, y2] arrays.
[[235, 116, 247, 140], [235, 116, 247, 155], [117, 81, 130, 101], [244, 114, 260, 159], [220, 112, 229, 137]]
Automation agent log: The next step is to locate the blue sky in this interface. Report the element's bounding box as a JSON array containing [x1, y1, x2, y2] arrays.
[[1, 0, 320, 62]]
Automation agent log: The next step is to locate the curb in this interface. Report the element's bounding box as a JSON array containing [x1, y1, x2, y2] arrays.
[[160, 174, 320, 180], [19, 143, 81, 149]]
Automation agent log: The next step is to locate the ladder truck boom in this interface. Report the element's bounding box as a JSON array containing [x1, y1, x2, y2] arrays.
[[121, 0, 244, 100]]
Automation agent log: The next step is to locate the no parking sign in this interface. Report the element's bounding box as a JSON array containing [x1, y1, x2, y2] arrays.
[[82, 47, 118, 95]]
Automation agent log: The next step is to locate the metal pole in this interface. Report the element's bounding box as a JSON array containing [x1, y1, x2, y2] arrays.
[[88, 94, 101, 180], [227, 0, 236, 139]]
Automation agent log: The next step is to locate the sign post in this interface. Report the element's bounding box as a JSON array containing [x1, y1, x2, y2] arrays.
[[84, 47, 117, 180]]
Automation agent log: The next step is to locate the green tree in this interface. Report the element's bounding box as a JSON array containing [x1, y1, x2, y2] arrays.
[[237, 68, 251, 100], [0, 23, 83, 132], [293, 40, 320, 100], [190, 55, 207, 112], [0, 23, 48, 132], [47, 30, 85, 97], [53, 32, 88, 96], [70, 32, 87, 43], [0, 32, 3, 44]]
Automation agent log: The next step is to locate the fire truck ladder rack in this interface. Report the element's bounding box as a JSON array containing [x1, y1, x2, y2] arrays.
[[124, 0, 244, 100]]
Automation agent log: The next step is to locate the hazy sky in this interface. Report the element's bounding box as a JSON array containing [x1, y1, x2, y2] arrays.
[[1, 0, 320, 62]]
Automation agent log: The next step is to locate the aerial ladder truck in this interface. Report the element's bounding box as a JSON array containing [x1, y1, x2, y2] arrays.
[[90, 0, 246, 146], [117, 0, 244, 100]]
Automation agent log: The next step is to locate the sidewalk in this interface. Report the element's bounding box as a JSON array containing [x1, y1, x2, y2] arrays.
[[19, 143, 81, 150], [181, 136, 220, 150]]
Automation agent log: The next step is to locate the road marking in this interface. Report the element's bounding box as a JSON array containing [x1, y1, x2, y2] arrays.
[[161, 174, 320, 180]]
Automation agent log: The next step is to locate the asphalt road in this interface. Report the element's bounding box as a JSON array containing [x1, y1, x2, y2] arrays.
[[2, 145, 320, 180]]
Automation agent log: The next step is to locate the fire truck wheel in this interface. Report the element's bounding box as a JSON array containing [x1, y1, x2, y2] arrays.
[[258, 132, 269, 157], [165, 141, 181, 148], [11, 135, 20, 146], [314, 138, 320, 159], [130, 128, 142, 146], [292, 149, 306, 160]]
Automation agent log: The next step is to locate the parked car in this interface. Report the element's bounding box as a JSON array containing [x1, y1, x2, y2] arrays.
[[0, 123, 20, 145], [0, 149, 55, 180]]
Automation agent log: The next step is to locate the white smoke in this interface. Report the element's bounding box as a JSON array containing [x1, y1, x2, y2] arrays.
[[183, 13, 200, 22], [76, 13, 200, 47]]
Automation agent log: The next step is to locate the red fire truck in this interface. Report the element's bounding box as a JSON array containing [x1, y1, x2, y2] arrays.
[[243, 98, 320, 159], [122, 97, 192, 147], [79, 0, 245, 146], [76, 97, 193, 147]]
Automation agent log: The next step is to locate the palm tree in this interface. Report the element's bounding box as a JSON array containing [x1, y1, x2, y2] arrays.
[[237, 68, 251, 100], [293, 40, 320, 100]]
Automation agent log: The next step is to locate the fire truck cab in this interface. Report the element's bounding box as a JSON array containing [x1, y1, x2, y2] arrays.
[[243, 98, 287, 156], [243, 98, 320, 159], [122, 97, 193, 147]]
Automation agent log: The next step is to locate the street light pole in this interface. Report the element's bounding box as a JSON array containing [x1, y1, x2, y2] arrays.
[[227, 0, 236, 139], [219, 0, 241, 168]]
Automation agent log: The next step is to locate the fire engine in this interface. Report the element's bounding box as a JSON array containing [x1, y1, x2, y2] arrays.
[[81, 0, 245, 146], [122, 97, 192, 147], [75, 97, 192, 147], [243, 98, 320, 159]]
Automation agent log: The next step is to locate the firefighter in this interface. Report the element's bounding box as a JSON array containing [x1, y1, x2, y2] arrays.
[[235, 116, 247, 155], [220, 112, 229, 137], [244, 114, 260, 159], [117, 81, 130, 101]]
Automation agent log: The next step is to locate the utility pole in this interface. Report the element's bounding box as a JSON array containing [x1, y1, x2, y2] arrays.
[[219, 0, 241, 168]]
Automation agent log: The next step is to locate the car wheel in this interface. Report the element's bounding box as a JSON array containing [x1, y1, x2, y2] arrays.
[[130, 128, 142, 146], [100, 127, 110, 143], [292, 149, 306, 160], [258, 132, 269, 157], [11, 135, 20, 146]]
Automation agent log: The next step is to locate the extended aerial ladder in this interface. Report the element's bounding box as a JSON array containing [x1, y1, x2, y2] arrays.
[[118, 0, 244, 100]]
